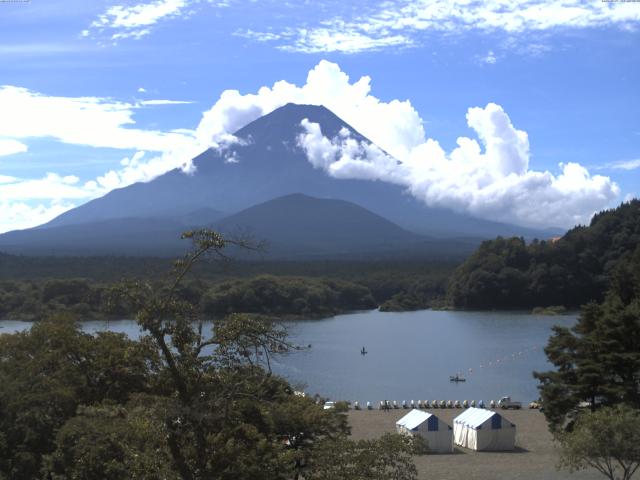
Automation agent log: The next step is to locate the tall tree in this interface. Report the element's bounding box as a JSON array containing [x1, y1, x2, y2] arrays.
[[535, 246, 640, 431]]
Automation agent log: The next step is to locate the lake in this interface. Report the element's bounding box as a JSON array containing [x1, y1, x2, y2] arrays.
[[0, 309, 576, 405]]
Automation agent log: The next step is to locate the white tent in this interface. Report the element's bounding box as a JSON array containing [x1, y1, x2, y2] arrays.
[[453, 407, 516, 451], [396, 409, 453, 453]]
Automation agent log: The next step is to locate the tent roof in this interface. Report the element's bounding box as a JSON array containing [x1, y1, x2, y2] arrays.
[[396, 409, 433, 430], [454, 408, 498, 429]]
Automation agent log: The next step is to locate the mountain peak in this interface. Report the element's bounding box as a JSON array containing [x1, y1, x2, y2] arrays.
[[233, 103, 365, 143]]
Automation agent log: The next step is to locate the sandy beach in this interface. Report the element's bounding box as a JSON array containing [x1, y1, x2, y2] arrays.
[[348, 409, 604, 480]]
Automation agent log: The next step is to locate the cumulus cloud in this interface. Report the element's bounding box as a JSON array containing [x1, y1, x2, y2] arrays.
[[248, 0, 640, 54], [298, 121, 404, 183], [296, 101, 619, 228], [0, 139, 28, 157]]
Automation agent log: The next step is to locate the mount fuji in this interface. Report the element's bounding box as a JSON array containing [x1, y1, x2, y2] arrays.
[[0, 104, 558, 257]]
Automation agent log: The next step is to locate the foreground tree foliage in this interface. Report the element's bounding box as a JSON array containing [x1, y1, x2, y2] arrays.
[[535, 246, 640, 431], [0, 315, 155, 479], [448, 199, 640, 309], [306, 433, 419, 480], [0, 230, 418, 480], [557, 406, 640, 480]]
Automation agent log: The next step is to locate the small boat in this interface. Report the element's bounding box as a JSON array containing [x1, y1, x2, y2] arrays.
[[449, 374, 466, 382], [360, 346, 368, 355]]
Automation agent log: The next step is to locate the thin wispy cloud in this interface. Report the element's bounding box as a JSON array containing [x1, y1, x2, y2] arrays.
[[479, 50, 497, 65], [86, 0, 231, 42], [608, 159, 640, 171], [248, 0, 640, 54]]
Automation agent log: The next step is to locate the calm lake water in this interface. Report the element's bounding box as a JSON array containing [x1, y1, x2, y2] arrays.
[[0, 309, 576, 405]]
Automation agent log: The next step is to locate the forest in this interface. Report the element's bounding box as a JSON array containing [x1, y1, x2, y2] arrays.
[[0, 264, 452, 321], [447, 200, 640, 310]]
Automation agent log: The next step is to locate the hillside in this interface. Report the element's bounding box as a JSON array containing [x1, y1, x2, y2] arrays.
[[447, 199, 640, 309], [213, 193, 424, 256]]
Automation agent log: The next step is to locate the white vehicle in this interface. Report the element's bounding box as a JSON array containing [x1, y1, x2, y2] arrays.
[[323, 401, 336, 410], [497, 396, 522, 409]]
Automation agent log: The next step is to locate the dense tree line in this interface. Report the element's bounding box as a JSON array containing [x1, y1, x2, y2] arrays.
[[0, 231, 420, 480], [448, 200, 640, 309], [0, 268, 452, 321], [201, 275, 376, 318]]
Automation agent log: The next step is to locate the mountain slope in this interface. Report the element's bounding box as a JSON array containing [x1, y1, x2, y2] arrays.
[[37, 103, 556, 238], [0, 209, 224, 256]]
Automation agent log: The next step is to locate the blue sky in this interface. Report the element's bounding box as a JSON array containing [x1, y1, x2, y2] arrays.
[[0, 0, 638, 232]]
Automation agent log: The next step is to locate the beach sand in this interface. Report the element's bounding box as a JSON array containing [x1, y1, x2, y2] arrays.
[[348, 408, 604, 480]]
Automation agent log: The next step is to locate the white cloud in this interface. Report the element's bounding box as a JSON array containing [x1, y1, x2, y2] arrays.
[[139, 99, 193, 106], [137, 87, 147, 93], [0, 86, 197, 152], [481, 50, 497, 65], [0, 87, 213, 233], [249, 0, 640, 53], [0, 201, 76, 233], [298, 121, 404, 182], [0, 173, 97, 232], [87, 0, 232, 41], [90, 0, 189, 40], [0, 139, 27, 157], [251, 28, 413, 54], [0, 175, 17, 184], [609, 158, 640, 170], [297, 108, 619, 229]]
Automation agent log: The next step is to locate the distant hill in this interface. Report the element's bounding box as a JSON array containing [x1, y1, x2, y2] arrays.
[[213, 193, 423, 256], [0, 193, 478, 259], [0, 103, 559, 257], [447, 200, 640, 309]]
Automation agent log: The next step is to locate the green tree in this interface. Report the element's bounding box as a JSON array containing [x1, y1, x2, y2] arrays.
[[0, 314, 153, 479], [535, 247, 640, 431], [306, 433, 418, 480], [90, 230, 352, 480], [557, 406, 640, 480], [45, 400, 178, 480], [448, 200, 640, 310]]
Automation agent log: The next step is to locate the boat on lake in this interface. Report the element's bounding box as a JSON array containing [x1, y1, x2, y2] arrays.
[[449, 374, 466, 382]]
